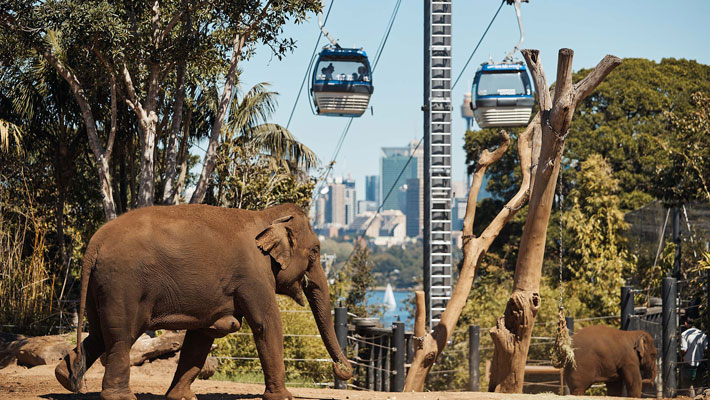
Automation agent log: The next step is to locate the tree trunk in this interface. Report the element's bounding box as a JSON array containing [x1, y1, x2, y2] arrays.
[[173, 108, 192, 204], [161, 61, 186, 204], [40, 49, 117, 221], [190, 33, 246, 204], [404, 119, 538, 391], [489, 48, 621, 393]]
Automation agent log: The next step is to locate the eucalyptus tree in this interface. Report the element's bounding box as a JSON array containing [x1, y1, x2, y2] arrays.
[[1, 0, 320, 220]]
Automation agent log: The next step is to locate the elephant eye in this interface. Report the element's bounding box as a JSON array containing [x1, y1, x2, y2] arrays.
[[309, 248, 319, 262]]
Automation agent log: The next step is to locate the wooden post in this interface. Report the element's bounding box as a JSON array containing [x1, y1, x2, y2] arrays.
[[468, 325, 480, 391], [621, 286, 634, 330], [392, 322, 405, 392], [334, 307, 348, 389], [488, 49, 621, 393], [662, 277, 677, 397]]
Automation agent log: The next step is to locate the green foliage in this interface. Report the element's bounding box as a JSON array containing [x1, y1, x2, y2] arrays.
[[370, 242, 423, 288], [343, 245, 378, 318], [211, 296, 331, 383], [653, 91, 710, 204], [561, 155, 636, 316], [567, 58, 710, 208], [213, 138, 314, 211]]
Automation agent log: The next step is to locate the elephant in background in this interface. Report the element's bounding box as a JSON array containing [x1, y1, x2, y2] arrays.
[[564, 325, 657, 397], [54, 203, 352, 400]]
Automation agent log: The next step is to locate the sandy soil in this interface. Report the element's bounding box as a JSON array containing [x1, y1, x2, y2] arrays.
[[0, 361, 686, 400]]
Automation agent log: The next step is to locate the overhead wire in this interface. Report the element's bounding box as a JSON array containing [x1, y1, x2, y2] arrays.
[[286, 0, 336, 129], [311, 0, 403, 207], [335, 1, 508, 269], [451, 0, 505, 90]]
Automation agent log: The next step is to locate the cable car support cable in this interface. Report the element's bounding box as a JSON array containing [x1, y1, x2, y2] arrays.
[[451, 0, 505, 90], [286, 0, 336, 129], [311, 0, 403, 206]]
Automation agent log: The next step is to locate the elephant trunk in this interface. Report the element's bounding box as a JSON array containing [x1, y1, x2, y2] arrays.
[[304, 263, 352, 381]]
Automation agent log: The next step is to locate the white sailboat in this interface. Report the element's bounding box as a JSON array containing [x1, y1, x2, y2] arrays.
[[383, 283, 397, 313]]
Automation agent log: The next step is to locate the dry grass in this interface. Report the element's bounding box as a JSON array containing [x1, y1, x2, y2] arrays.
[[0, 179, 54, 334]]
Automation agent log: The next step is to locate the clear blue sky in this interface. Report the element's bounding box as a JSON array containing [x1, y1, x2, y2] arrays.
[[235, 0, 710, 198]]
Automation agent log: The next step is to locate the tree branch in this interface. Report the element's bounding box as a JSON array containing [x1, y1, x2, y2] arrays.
[[462, 130, 510, 239], [573, 54, 623, 108], [106, 76, 117, 160]]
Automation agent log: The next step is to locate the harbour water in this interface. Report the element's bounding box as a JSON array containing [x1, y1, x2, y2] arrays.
[[366, 289, 414, 330]]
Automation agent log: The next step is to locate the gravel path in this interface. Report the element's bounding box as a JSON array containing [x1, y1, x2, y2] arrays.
[[0, 362, 680, 400]]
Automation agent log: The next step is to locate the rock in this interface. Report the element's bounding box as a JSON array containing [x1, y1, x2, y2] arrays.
[[198, 356, 218, 379], [129, 331, 185, 366], [695, 388, 710, 400], [16, 335, 72, 367], [0, 335, 27, 368]]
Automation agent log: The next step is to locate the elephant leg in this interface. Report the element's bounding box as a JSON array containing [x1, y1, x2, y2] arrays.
[[621, 365, 643, 397], [606, 380, 624, 397], [99, 298, 143, 400], [166, 329, 214, 400], [238, 289, 292, 400], [55, 333, 104, 392], [56, 290, 105, 392]]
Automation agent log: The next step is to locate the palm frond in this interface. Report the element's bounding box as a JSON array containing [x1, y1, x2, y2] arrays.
[[0, 119, 22, 152], [226, 82, 278, 138], [251, 123, 318, 170]]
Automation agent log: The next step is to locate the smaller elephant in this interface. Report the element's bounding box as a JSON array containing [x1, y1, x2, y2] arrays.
[[564, 325, 657, 397]]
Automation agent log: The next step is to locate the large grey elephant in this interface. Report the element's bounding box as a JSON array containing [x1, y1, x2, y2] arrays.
[[564, 325, 657, 397], [54, 203, 352, 400]]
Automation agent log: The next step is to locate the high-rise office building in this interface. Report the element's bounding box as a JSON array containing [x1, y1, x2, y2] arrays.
[[406, 178, 421, 237], [343, 176, 357, 226], [316, 176, 357, 229], [325, 181, 346, 226], [380, 143, 421, 211], [365, 175, 379, 205]]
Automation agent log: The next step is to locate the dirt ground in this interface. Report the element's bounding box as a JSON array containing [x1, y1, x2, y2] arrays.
[[0, 361, 687, 400]]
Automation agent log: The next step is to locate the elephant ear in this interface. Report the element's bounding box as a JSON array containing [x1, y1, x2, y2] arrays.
[[256, 215, 294, 270], [634, 334, 647, 359]]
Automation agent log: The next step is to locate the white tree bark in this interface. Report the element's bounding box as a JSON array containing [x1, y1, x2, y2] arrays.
[[41, 50, 117, 221]]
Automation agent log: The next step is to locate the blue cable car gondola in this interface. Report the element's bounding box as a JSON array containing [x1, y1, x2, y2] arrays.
[[310, 47, 374, 117], [471, 62, 534, 128]]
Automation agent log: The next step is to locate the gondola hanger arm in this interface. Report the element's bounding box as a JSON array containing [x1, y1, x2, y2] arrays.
[[502, 0, 526, 64], [318, 0, 340, 48]]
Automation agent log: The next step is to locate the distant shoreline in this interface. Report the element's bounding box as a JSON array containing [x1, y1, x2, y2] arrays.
[[371, 286, 419, 292]]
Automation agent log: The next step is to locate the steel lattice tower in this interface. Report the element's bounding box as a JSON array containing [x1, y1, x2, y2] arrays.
[[423, 0, 453, 327]]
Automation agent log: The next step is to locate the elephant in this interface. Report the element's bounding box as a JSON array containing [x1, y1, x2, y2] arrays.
[[564, 325, 657, 397], [54, 203, 352, 400]]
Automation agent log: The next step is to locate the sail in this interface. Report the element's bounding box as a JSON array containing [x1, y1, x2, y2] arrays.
[[383, 283, 397, 313]]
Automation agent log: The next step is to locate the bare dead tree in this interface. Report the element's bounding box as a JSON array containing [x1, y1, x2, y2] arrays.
[[403, 115, 540, 391], [488, 48, 621, 393], [403, 48, 621, 392]]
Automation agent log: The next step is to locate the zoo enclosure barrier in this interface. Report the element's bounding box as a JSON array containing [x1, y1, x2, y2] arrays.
[[621, 278, 709, 398], [333, 307, 484, 392]]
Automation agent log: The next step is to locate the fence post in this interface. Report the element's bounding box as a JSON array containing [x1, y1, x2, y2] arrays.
[[334, 307, 348, 389], [565, 316, 574, 336], [662, 277, 677, 398], [468, 325, 480, 391], [391, 322, 405, 392], [621, 285, 634, 330]]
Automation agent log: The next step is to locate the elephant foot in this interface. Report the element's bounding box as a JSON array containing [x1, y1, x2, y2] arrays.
[[263, 388, 293, 400], [166, 386, 197, 400], [55, 359, 73, 392], [55, 356, 87, 393], [100, 387, 137, 400]]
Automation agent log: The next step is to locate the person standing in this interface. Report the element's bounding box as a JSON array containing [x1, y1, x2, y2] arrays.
[[681, 317, 708, 394]]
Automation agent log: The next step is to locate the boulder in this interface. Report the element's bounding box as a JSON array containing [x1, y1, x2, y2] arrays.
[[198, 356, 218, 379], [695, 388, 710, 400], [129, 330, 185, 366], [16, 335, 72, 367]]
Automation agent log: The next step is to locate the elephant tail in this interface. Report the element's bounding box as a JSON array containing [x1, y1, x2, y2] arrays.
[[70, 243, 98, 392]]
